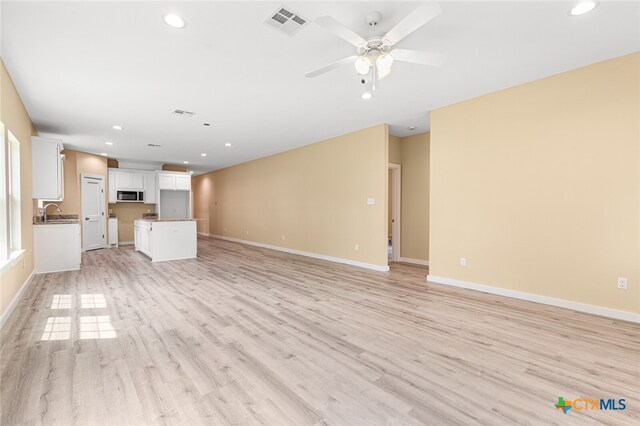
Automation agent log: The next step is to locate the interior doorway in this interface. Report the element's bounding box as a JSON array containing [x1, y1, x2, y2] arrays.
[[81, 174, 106, 251], [388, 163, 401, 262]]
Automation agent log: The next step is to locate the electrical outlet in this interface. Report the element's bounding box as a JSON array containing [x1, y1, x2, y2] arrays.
[[246, 230, 249, 235], [282, 235, 286, 240], [355, 244, 359, 251], [460, 257, 466, 267], [617, 277, 628, 290]]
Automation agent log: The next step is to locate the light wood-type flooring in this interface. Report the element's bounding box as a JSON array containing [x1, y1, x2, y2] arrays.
[[1, 237, 639, 425]]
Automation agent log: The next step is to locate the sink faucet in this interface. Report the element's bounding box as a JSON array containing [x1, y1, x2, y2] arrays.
[[43, 203, 62, 222]]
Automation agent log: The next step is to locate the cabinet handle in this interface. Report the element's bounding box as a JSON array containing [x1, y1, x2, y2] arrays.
[[85, 217, 90, 220]]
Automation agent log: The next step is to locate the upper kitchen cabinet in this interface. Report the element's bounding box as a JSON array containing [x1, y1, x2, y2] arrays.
[[32, 137, 64, 200], [115, 170, 144, 190], [144, 172, 157, 204], [157, 172, 191, 191]]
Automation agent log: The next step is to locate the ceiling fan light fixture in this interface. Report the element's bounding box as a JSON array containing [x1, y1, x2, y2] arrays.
[[376, 52, 394, 73], [378, 67, 392, 80], [354, 56, 371, 75]]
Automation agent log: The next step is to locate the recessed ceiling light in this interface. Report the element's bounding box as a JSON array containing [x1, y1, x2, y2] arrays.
[[183, 161, 189, 164], [225, 143, 232, 147], [105, 141, 113, 145], [201, 153, 207, 157], [408, 126, 416, 131], [361, 92, 373, 100], [100, 153, 108, 156], [164, 14, 186, 29], [112, 125, 123, 130], [569, 1, 598, 16]]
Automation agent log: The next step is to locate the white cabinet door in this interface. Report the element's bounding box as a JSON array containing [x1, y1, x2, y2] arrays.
[[32, 137, 64, 200], [175, 175, 191, 191], [108, 170, 117, 203], [144, 172, 157, 204], [157, 174, 175, 190], [130, 173, 144, 190], [115, 171, 132, 189]]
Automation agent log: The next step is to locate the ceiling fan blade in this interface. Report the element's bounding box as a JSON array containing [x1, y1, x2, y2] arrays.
[[391, 49, 445, 66], [305, 56, 357, 78], [383, 2, 442, 45], [315, 16, 367, 48]]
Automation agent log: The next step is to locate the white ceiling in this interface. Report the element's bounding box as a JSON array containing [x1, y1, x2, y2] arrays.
[[2, 1, 639, 174]]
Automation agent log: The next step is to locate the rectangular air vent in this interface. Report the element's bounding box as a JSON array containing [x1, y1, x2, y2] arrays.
[[147, 144, 162, 147], [264, 5, 308, 37], [172, 109, 195, 117]]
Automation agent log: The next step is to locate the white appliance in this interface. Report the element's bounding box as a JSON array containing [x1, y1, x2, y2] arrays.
[[108, 218, 118, 246], [116, 190, 144, 202]]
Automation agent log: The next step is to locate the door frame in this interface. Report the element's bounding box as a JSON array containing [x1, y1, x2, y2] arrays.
[[81, 173, 107, 251], [389, 163, 401, 262]]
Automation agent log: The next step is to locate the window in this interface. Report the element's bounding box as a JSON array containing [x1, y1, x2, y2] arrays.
[[0, 122, 6, 261], [8, 131, 21, 252], [0, 125, 23, 272]]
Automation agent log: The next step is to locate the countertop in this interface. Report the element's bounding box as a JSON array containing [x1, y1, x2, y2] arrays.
[[134, 218, 196, 223], [33, 215, 80, 225]]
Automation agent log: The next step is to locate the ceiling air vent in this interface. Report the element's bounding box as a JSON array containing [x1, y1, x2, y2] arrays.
[[172, 109, 195, 117], [147, 143, 162, 148], [264, 5, 308, 36]]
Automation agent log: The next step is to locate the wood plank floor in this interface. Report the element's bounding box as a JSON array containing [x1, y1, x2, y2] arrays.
[[1, 237, 638, 425]]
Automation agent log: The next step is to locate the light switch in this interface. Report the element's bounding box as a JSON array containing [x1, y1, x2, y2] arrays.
[[367, 198, 375, 205]]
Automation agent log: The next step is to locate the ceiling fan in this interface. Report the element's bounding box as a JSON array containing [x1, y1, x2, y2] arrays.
[[306, 2, 445, 98]]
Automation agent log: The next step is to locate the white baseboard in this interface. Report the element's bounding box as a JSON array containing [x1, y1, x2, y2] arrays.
[[427, 275, 640, 324], [197, 232, 210, 237], [0, 272, 35, 330], [210, 235, 389, 272], [399, 257, 429, 267], [119, 241, 134, 246]]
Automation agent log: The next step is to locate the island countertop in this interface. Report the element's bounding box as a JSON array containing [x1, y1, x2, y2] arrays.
[[134, 218, 196, 223]]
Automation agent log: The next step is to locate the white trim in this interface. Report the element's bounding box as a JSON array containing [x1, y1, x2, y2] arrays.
[[0, 249, 25, 275], [399, 257, 429, 267], [427, 275, 640, 324], [197, 232, 210, 237], [210, 235, 389, 272], [118, 241, 134, 245], [0, 271, 35, 329]]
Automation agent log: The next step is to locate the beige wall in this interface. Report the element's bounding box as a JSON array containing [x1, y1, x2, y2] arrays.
[[0, 60, 36, 317], [400, 132, 430, 261], [430, 52, 639, 314], [193, 124, 389, 267], [109, 203, 155, 243]]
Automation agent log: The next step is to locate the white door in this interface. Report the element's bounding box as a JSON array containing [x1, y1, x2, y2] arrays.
[[82, 175, 106, 251]]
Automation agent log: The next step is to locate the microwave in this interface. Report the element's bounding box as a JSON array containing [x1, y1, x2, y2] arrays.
[[117, 190, 144, 202]]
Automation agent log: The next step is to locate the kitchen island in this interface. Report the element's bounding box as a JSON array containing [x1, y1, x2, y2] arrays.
[[134, 218, 197, 262]]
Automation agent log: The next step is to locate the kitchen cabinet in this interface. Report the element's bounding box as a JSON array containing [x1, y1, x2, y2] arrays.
[[157, 172, 191, 191], [115, 171, 143, 190], [34, 223, 81, 273], [134, 219, 196, 262], [175, 175, 191, 191], [134, 220, 152, 257], [144, 172, 157, 204], [32, 137, 64, 200], [108, 170, 117, 203]]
